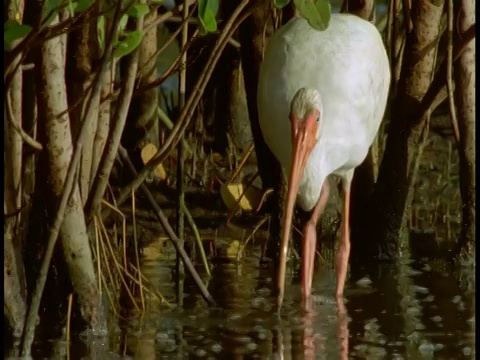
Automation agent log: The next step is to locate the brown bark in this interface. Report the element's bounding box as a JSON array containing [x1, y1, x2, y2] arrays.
[[35, 14, 105, 331], [66, 8, 101, 203], [4, 0, 27, 339], [91, 13, 116, 186], [229, 57, 253, 154], [341, 0, 375, 21], [340, 0, 378, 258], [367, 0, 445, 259], [122, 9, 160, 170], [4, 219, 26, 338], [238, 1, 284, 261], [453, 0, 475, 263]]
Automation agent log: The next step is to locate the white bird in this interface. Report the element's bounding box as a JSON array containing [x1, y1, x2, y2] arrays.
[[258, 13, 390, 307]]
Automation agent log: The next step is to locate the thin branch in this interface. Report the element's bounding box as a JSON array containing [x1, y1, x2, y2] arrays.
[[86, 8, 144, 219], [175, 0, 191, 307], [137, 4, 197, 79], [5, 5, 96, 89], [445, 0, 460, 143], [415, 23, 475, 125], [6, 90, 43, 150], [111, 0, 253, 210]]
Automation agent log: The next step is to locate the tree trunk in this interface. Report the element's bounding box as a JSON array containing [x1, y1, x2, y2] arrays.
[[4, 0, 26, 339], [122, 10, 159, 171], [91, 12, 115, 186], [368, 0, 445, 259], [341, 0, 375, 21], [66, 8, 101, 204], [35, 14, 105, 331], [238, 1, 284, 261], [453, 0, 475, 264], [340, 0, 378, 260]]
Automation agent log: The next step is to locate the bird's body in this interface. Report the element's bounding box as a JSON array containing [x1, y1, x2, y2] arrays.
[[258, 14, 390, 307], [259, 14, 390, 211]]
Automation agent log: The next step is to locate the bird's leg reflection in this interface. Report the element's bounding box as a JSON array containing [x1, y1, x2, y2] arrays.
[[302, 307, 317, 360], [336, 297, 350, 359], [301, 297, 350, 360]]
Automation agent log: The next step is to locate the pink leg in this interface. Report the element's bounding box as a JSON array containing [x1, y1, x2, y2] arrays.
[[302, 182, 330, 307], [335, 189, 351, 299]]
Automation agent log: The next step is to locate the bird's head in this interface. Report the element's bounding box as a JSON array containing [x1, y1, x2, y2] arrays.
[[287, 87, 323, 193]]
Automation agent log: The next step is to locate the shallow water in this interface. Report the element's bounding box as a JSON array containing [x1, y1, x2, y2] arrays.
[[120, 243, 474, 359], [21, 231, 472, 359]]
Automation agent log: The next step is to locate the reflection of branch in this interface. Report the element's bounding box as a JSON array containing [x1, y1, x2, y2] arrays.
[[415, 23, 475, 126], [117, 145, 215, 305]]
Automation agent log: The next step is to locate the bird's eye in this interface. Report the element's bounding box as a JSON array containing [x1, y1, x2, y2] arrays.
[[315, 115, 320, 123]]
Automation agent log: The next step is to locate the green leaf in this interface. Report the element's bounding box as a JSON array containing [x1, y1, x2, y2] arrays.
[[202, 8, 217, 32], [198, 0, 219, 34], [4, 21, 32, 51], [118, 14, 129, 32], [294, 0, 331, 31], [67, 0, 75, 17], [97, 15, 105, 52], [114, 30, 144, 58], [273, 0, 291, 9], [150, 0, 164, 3], [74, 0, 94, 12], [126, 4, 150, 18]]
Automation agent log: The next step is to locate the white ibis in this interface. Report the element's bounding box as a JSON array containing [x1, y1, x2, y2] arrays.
[[258, 14, 390, 307]]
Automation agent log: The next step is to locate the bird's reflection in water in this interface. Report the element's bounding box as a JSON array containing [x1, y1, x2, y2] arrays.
[[300, 297, 350, 359]]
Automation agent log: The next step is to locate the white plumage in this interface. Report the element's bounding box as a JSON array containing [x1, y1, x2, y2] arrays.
[[257, 14, 390, 306]]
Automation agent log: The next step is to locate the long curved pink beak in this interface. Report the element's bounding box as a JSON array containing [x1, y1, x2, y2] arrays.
[[277, 112, 318, 308]]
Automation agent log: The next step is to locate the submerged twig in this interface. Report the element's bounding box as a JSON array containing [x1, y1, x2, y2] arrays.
[[237, 216, 269, 262], [175, 0, 190, 308], [132, 190, 145, 311], [182, 203, 211, 277]]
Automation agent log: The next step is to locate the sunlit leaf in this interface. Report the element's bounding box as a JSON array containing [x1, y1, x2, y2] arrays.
[[74, 0, 94, 12], [198, 0, 219, 34], [294, 0, 331, 31], [118, 14, 129, 32], [126, 3, 150, 18], [273, 0, 291, 9], [114, 30, 144, 58], [220, 183, 264, 214], [4, 20, 32, 51], [97, 15, 105, 52], [202, 8, 217, 32], [67, 0, 75, 16], [141, 143, 167, 181]]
